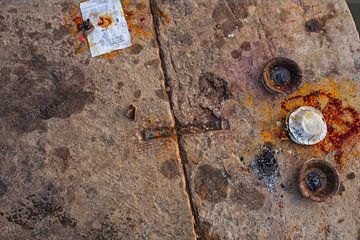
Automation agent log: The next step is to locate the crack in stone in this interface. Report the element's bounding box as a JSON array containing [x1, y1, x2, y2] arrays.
[[149, 1, 200, 238]]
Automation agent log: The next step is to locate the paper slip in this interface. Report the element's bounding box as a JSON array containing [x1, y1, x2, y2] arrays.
[[80, 0, 131, 57]]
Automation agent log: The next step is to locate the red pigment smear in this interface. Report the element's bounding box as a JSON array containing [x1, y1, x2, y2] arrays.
[[282, 90, 360, 168]]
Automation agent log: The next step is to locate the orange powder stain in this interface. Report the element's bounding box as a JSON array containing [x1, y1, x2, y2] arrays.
[[281, 79, 360, 169]]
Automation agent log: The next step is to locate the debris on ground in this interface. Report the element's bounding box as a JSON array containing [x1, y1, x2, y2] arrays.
[[125, 104, 136, 121], [80, 0, 131, 57], [250, 143, 280, 192], [285, 106, 327, 145]]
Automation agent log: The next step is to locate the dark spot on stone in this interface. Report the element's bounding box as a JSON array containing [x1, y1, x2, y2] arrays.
[[337, 218, 344, 223], [305, 172, 322, 192], [0, 59, 94, 134], [133, 90, 141, 99], [5, 184, 63, 229], [0, 179, 7, 197], [0, 15, 7, 32], [231, 183, 266, 210], [58, 212, 77, 228], [117, 82, 124, 89], [144, 59, 160, 68], [212, 2, 229, 22], [347, 172, 355, 180], [270, 67, 291, 85], [338, 182, 345, 196], [194, 108, 223, 132], [100, 135, 115, 147], [240, 41, 251, 51], [7, 8, 18, 14], [142, 127, 174, 140], [199, 72, 229, 103], [44, 22, 52, 29], [150, 38, 158, 48], [0, 67, 11, 87], [125, 104, 136, 121], [53, 25, 68, 40], [155, 89, 166, 100], [240, 156, 244, 161], [60, 2, 70, 12], [221, 20, 237, 36], [254, 143, 278, 178], [160, 159, 180, 179], [194, 164, 229, 203], [231, 49, 241, 59], [0, 15, 4, 20], [226, 0, 252, 19], [136, 3, 146, 10], [214, 34, 225, 49], [54, 147, 71, 171], [305, 18, 323, 33], [129, 43, 143, 54], [198, 221, 224, 240]]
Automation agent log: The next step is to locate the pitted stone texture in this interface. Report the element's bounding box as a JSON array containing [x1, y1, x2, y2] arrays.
[[0, 1, 195, 239], [154, 0, 360, 239]]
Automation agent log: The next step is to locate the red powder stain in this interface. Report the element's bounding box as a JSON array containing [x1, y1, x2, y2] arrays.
[[282, 90, 360, 169]]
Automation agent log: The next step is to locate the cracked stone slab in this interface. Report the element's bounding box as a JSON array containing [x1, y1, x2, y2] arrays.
[[0, 0, 195, 239], [154, 0, 360, 239]]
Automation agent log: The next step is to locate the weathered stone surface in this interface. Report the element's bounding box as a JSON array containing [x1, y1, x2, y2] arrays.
[[154, 0, 360, 239], [0, 0, 195, 239]]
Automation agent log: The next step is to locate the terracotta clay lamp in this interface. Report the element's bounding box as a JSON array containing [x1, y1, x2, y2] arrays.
[[299, 159, 339, 202], [261, 57, 303, 94]]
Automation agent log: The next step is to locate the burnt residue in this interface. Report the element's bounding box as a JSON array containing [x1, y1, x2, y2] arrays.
[[282, 90, 360, 168], [160, 159, 180, 179], [305, 19, 323, 33], [270, 67, 291, 86], [254, 143, 278, 177], [231, 183, 265, 210], [194, 164, 229, 203], [299, 159, 339, 202], [250, 143, 280, 192], [305, 4, 336, 33], [305, 172, 322, 192], [5, 184, 63, 229], [142, 127, 175, 140], [125, 104, 136, 121], [0, 53, 94, 134], [198, 72, 229, 103]]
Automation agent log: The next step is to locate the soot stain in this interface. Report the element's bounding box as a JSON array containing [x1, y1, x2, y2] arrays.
[[0, 54, 94, 134], [5, 183, 63, 229], [250, 143, 280, 192], [160, 159, 180, 179], [58, 212, 77, 228], [305, 4, 336, 33], [194, 164, 229, 203], [231, 183, 266, 210], [198, 72, 229, 103]]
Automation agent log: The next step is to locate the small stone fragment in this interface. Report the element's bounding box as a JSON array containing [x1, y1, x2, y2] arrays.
[[125, 104, 136, 121]]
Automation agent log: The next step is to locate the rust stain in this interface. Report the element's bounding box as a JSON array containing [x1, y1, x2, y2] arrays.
[[281, 81, 360, 169]]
